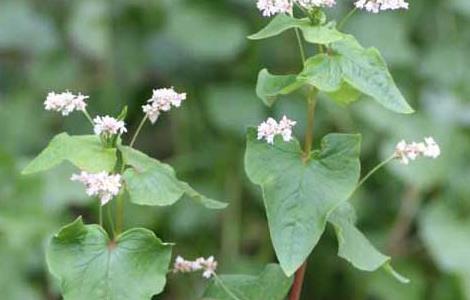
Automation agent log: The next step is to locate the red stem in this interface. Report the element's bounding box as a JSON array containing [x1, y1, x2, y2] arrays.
[[289, 262, 307, 300]]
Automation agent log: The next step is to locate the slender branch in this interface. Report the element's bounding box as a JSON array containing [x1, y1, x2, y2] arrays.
[[82, 109, 95, 126], [129, 114, 148, 148], [289, 262, 307, 300], [213, 274, 243, 300], [99, 205, 103, 227], [338, 7, 358, 30], [351, 155, 396, 196]]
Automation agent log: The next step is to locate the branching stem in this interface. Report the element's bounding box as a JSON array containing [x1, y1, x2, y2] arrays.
[[130, 115, 148, 148]]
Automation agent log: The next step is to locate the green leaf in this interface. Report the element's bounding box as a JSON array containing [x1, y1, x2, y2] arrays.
[[331, 35, 414, 114], [121, 146, 227, 209], [248, 14, 343, 44], [46, 217, 172, 300], [255, 69, 304, 106], [298, 54, 342, 92], [245, 129, 361, 276], [326, 82, 361, 105], [22, 133, 117, 175], [329, 203, 409, 283], [248, 14, 309, 40], [203, 264, 293, 300]]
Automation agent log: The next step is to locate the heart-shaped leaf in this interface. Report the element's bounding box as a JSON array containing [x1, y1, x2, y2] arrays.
[[245, 129, 361, 275], [329, 203, 409, 283], [298, 36, 414, 114], [46, 217, 172, 300], [248, 14, 343, 44], [255, 69, 305, 106], [22, 133, 117, 175], [121, 146, 227, 209], [203, 264, 293, 300]]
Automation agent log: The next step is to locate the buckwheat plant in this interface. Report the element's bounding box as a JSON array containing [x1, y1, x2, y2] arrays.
[[244, 0, 440, 299], [22, 88, 229, 299]]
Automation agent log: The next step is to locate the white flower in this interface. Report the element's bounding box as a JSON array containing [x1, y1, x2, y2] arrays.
[[44, 91, 88, 116], [296, 0, 336, 9], [257, 115, 297, 144], [172, 256, 218, 279], [200, 256, 218, 279], [277, 115, 297, 142], [256, 0, 292, 17], [257, 117, 279, 144], [394, 137, 441, 165], [354, 0, 408, 13], [93, 116, 127, 136], [71, 171, 122, 205], [142, 87, 187, 124]]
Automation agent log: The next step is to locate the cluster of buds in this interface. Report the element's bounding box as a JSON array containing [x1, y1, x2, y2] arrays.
[[93, 115, 127, 137], [142, 88, 187, 124], [71, 171, 122, 205], [173, 256, 218, 279], [394, 137, 440, 165], [257, 116, 297, 144], [44, 91, 88, 116], [354, 0, 409, 13]]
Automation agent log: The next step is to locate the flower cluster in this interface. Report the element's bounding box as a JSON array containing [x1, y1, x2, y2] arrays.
[[297, 0, 336, 9], [44, 91, 88, 116], [354, 0, 409, 13], [257, 116, 297, 144], [173, 256, 218, 279], [394, 137, 441, 165], [256, 0, 337, 17], [71, 171, 122, 205], [142, 87, 187, 124], [93, 116, 127, 136]]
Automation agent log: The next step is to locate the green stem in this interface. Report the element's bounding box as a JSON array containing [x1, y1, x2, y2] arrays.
[[338, 7, 358, 30], [107, 204, 116, 238], [82, 109, 95, 126], [351, 155, 395, 197], [303, 88, 317, 159], [99, 205, 103, 227], [115, 192, 124, 236], [213, 274, 244, 300], [294, 28, 306, 64], [129, 115, 148, 148]]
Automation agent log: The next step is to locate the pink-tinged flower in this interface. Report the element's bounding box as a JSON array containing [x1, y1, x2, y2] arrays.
[[44, 91, 88, 116], [256, 0, 292, 17], [93, 116, 127, 136], [71, 171, 122, 205], [172, 255, 218, 279], [142, 87, 187, 124], [355, 0, 408, 13], [394, 137, 441, 165], [297, 0, 336, 9], [257, 115, 297, 144]]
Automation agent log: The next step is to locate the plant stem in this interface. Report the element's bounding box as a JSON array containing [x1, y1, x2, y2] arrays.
[[214, 274, 243, 300], [289, 262, 307, 300], [99, 205, 103, 227], [107, 204, 116, 238], [351, 155, 395, 196], [82, 109, 95, 126], [303, 88, 317, 158], [338, 7, 358, 30], [115, 193, 124, 236], [294, 28, 306, 64], [129, 115, 148, 148]]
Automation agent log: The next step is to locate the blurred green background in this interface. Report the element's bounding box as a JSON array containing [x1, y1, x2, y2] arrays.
[[1, 0, 470, 299]]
